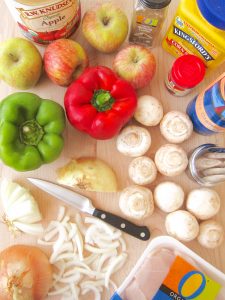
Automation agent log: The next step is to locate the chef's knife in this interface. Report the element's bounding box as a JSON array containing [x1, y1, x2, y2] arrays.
[[27, 178, 150, 241]]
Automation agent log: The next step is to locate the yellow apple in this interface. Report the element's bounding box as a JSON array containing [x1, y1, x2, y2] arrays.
[[82, 3, 128, 54], [0, 38, 42, 90]]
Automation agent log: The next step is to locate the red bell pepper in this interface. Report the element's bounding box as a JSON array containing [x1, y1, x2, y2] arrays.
[[64, 66, 137, 139]]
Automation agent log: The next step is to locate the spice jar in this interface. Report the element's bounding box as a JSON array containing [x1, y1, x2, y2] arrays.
[[165, 54, 206, 96], [187, 72, 225, 134], [4, 0, 81, 44], [189, 144, 225, 186], [129, 0, 171, 48]]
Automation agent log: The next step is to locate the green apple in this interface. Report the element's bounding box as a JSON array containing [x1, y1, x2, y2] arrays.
[[0, 38, 42, 90], [82, 3, 128, 53]]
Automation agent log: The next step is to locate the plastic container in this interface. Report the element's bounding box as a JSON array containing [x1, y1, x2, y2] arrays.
[[162, 0, 225, 70], [129, 0, 171, 48], [165, 54, 206, 96], [187, 72, 225, 135], [4, 0, 81, 44], [111, 236, 225, 300]]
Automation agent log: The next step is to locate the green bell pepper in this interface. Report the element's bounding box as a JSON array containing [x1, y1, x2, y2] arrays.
[[0, 92, 66, 171]]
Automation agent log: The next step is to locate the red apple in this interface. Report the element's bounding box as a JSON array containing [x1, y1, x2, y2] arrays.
[[113, 45, 156, 89], [44, 39, 88, 86]]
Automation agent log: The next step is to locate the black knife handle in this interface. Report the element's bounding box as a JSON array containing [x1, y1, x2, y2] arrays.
[[93, 208, 150, 241]]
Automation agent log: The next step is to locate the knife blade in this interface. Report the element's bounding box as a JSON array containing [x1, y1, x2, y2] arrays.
[[27, 178, 150, 241]]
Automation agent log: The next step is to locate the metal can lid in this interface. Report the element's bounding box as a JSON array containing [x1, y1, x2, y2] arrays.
[[171, 55, 206, 89], [140, 0, 171, 9], [197, 0, 225, 30]]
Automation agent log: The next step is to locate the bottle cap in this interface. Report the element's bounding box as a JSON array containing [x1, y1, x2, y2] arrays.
[[197, 0, 225, 30], [171, 55, 206, 89], [140, 0, 171, 9]]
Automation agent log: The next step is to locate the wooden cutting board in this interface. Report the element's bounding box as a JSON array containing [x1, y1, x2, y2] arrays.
[[0, 0, 225, 299]]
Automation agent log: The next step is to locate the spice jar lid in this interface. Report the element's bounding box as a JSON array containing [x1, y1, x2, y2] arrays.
[[140, 0, 171, 9], [197, 0, 225, 30], [171, 55, 206, 89]]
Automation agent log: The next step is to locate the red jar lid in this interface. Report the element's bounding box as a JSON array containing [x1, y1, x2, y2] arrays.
[[171, 55, 206, 89]]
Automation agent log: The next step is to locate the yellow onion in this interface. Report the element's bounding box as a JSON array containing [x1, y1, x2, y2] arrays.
[[0, 245, 52, 300]]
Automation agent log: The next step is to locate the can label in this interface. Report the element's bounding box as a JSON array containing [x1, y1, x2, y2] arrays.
[[163, 15, 222, 67], [4, 0, 80, 44], [195, 73, 225, 133]]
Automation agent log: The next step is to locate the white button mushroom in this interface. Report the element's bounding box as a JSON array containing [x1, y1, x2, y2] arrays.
[[186, 188, 221, 220], [160, 111, 193, 144], [154, 181, 184, 213], [154, 144, 188, 176], [197, 220, 224, 249], [128, 156, 157, 185], [165, 210, 199, 242], [134, 95, 164, 126], [119, 185, 154, 220], [116, 125, 151, 157]]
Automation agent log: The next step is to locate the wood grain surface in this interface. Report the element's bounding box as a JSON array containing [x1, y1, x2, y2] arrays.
[[0, 0, 225, 299]]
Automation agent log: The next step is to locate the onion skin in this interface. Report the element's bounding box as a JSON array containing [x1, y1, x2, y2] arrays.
[[0, 245, 52, 300]]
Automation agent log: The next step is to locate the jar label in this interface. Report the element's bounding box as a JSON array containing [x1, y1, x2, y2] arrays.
[[195, 74, 225, 133], [136, 15, 159, 27], [162, 15, 222, 67], [129, 14, 160, 47], [4, 0, 80, 44]]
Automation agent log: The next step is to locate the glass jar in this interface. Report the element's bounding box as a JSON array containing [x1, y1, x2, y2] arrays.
[[129, 0, 171, 48], [189, 144, 225, 186], [4, 0, 81, 44], [165, 54, 205, 96], [187, 73, 225, 135]]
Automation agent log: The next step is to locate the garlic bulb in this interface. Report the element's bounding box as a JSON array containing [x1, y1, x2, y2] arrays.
[[128, 156, 157, 185], [1, 179, 43, 235], [160, 111, 193, 144], [119, 185, 154, 220], [155, 144, 188, 176], [116, 125, 151, 157]]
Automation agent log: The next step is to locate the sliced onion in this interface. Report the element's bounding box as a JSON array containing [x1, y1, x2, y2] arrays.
[[40, 208, 127, 299], [75, 213, 87, 235], [57, 206, 66, 222], [70, 284, 80, 299], [48, 285, 70, 296], [85, 244, 116, 254], [44, 226, 59, 242], [85, 217, 114, 235], [13, 222, 43, 235], [119, 237, 127, 252], [97, 251, 117, 273], [104, 254, 128, 288], [58, 273, 80, 283], [1, 180, 43, 236], [81, 285, 101, 300]]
